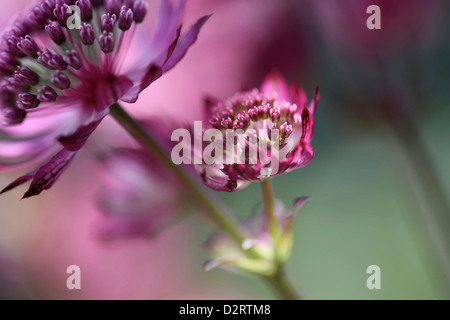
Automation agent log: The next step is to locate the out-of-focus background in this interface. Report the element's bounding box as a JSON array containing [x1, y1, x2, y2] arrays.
[[1, 0, 450, 299]]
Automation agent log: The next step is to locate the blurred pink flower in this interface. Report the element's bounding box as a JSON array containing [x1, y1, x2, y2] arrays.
[[96, 148, 189, 240], [0, 0, 209, 198], [309, 0, 444, 63], [95, 120, 191, 239], [195, 71, 318, 192]]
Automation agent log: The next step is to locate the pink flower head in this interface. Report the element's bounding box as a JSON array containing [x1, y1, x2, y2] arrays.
[[0, 0, 209, 198], [95, 119, 191, 240], [195, 71, 319, 192], [96, 150, 187, 240]]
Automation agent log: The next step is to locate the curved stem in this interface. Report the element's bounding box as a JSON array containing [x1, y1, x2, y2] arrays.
[[388, 117, 450, 296], [260, 179, 302, 299], [265, 269, 302, 300], [261, 179, 280, 244], [109, 103, 247, 245], [109, 102, 302, 299]]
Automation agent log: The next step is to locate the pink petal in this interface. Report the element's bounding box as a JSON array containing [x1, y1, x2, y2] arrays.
[[22, 148, 76, 198], [58, 117, 105, 151], [289, 83, 308, 108], [150, 0, 187, 65], [139, 64, 163, 93], [120, 65, 163, 103], [278, 138, 314, 174], [0, 139, 55, 172], [282, 196, 310, 230], [291, 142, 314, 170], [163, 26, 182, 65], [130, 0, 187, 74], [0, 170, 36, 194], [122, 2, 209, 104], [293, 196, 310, 215], [200, 168, 244, 192], [162, 15, 212, 73], [301, 106, 314, 143], [98, 75, 134, 109], [308, 83, 320, 115], [260, 70, 290, 101]]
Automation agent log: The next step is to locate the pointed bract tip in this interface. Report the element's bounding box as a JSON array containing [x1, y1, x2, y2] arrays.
[[293, 196, 310, 214]]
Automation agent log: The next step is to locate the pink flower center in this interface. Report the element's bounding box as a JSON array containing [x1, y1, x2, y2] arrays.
[[208, 89, 302, 142]]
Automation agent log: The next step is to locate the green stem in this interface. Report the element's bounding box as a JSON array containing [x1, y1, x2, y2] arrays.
[[109, 103, 247, 245], [109, 102, 302, 299], [260, 179, 302, 300], [261, 179, 280, 244], [388, 117, 450, 296], [265, 269, 302, 300]]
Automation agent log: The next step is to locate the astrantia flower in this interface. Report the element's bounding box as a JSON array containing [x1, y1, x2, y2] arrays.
[[195, 71, 318, 192], [204, 197, 309, 276], [96, 121, 191, 239], [97, 149, 189, 240], [0, 0, 209, 198]]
